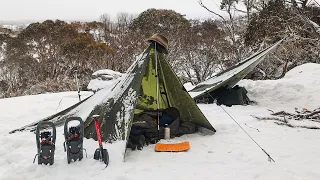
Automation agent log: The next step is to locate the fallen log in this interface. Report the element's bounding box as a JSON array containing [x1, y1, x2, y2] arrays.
[[274, 122, 320, 130], [252, 107, 320, 130]]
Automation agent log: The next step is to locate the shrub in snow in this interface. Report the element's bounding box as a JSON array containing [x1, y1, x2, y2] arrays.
[[24, 78, 77, 95], [87, 69, 123, 92]]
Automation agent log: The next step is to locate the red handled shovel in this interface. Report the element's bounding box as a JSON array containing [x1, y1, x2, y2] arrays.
[[92, 115, 109, 167]]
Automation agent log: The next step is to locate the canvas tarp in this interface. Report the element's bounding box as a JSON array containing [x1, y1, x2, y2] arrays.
[[9, 43, 215, 160], [188, 39, 284, 100]]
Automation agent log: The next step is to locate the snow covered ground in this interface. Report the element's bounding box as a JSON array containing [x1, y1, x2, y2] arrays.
[[0, 63, 319, 180]]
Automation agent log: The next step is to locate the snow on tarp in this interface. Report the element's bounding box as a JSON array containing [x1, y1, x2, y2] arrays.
[[188, 39, 284, 99], [8, 49, 149, 162], [9, 50, 148, 134]]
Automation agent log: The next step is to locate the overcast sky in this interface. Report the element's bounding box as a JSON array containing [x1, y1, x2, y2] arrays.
[[0, 0, 219, 22], [1, 0, 319, 23]]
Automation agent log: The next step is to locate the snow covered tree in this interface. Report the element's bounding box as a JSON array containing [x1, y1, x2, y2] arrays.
[[178, 19, 235, 84], [129, 9, 192, 68], [244, 0, 320, 79], [61, 32, 114, 77], [1, 34, 38, 97], [0, 34, 8, 62], [1, 20, 119, 97], [241, 0, 259, 22], [199, 0, 248, 62], [99, 12, 137, 72], [19, 20, 78, 80]]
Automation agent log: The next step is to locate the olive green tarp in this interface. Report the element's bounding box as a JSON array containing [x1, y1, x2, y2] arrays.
[[9, 42, 215, 160], [188, 39, 284, 101]]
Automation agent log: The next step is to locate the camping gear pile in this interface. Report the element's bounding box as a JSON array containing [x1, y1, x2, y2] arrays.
[[127, 107, 196, 150], [206, 85, 252, 106]]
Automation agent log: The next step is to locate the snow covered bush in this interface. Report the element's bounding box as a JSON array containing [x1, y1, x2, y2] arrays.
[[87, 69, 123, 92], [244, 0, 320, 79], [23, 78, 78, 95]]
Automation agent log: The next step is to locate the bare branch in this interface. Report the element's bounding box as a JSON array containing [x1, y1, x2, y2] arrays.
[[234, 7, 248, 13], [198, 0, 227, 22]]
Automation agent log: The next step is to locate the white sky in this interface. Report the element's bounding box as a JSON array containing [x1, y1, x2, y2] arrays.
[[0, 0, 218, 22], [0, 0, 319, 23]]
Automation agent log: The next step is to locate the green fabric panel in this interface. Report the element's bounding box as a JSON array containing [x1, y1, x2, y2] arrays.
[[135, 48, 169, 113], [157, 52, 172, 108], [158, 52, 215, 132]]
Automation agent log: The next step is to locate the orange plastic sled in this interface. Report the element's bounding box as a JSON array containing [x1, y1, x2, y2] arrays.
[[155, 141, 190, 152]]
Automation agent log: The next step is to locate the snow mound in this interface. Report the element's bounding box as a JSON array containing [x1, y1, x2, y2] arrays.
[[239, 63, 320, 111], [87, 69, 123, 92]]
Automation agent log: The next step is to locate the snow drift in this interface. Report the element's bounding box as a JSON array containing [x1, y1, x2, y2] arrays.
[[239, 63, 320, 111]]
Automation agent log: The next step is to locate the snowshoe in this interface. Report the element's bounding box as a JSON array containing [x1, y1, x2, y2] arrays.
[[33, 121, 56, 165], [63, 117, 86, 164]]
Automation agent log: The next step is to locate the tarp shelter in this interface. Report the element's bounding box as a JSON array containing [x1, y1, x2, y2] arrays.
[[188, 39, 284, 104], [198, 85, 252, 106], [10, 34, 216, 160]]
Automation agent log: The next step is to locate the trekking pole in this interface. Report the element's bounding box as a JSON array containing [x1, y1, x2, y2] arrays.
[[75, 70, 81, 102], [154, 42, 160, 142]]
